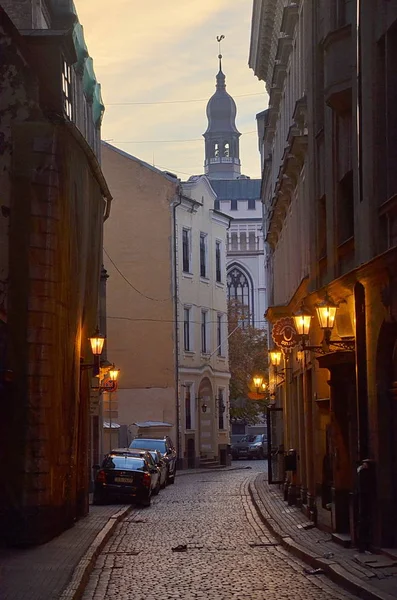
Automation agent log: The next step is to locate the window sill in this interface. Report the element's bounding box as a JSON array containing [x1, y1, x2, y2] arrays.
[[182, 271, 193, 279], [200, 277, 210, 284], [201, 352, 211, 358], [184, 350, 195, 356], [215, 281, 224, 287]]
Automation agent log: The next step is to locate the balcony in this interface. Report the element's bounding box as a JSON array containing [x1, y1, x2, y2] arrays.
[[323, 24, 353, 113]]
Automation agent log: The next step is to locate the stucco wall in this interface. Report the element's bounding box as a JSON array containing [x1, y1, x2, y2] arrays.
[[101, 144, 178, 434]]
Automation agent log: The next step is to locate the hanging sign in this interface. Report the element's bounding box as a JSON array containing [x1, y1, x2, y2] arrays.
[[101, 376, 118, 393], [272, 317, 299, 354]]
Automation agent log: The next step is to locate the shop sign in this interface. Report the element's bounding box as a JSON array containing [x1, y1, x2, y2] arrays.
[[272, 317, 299, 353]]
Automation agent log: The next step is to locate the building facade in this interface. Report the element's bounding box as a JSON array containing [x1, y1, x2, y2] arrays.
[[203, 57, 266, 329], [101, 143, 179, 452], [178, 176, 231, 467], [0, 2, 109, 545], [250, 0, 397, 550]]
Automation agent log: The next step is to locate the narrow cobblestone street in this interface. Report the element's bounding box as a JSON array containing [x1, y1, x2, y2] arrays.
[[82, 463, 359, 600]]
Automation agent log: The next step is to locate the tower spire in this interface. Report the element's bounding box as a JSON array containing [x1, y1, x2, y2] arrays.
[[216, 35, 225, 90]]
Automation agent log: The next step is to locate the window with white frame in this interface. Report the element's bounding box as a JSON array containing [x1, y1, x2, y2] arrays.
[[216, 314, 223, 356], [218, 388, 226, 430], [62, 58, 72, 120], [215, 240, 222, 283], [201, 310, 209, 354], [183, 306, 193, 351], [200, 233, 208, 278], [182, 228, 191, 273]]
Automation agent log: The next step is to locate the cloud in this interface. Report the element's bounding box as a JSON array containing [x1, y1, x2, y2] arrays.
[[75, 0, 268, 178]]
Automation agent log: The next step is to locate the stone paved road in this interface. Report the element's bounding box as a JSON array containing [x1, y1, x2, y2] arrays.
[[82, 462, 360, 600]]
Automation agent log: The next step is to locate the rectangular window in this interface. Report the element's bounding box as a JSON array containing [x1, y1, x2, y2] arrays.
[[185, 384, 192, 430], [214, 199, 220, 210], [231, 199, 238, 211], [182, 228, 191, 273], [200, 233, 207, 278], [215, 240, 222, 283], [62, 58, 72, 120], [184, 307, 191, 351], [201, 310, 208, 354], [217, 314, 222, 356], [218, 389, 225, 430], [248, 198, 256, 210]]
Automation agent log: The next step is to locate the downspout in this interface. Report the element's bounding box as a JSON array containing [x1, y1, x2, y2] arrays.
[[172, 188, 182, 468]]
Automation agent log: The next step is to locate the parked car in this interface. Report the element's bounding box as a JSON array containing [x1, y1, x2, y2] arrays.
[[248, 434, 268, 459], [231, 435, 256, 460], [114, 448, 161, 494], [129, 436, 177, 484], [148, 450, 168, 489], [93, 452, 159, 506]]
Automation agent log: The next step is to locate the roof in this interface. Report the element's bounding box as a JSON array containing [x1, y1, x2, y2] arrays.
[[133, 421, 173, 428], [210, 178, 261, 200]]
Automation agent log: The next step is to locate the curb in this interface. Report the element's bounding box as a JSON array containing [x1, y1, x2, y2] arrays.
[[249, 480, 396, 600], [59, 504, 133, 600]]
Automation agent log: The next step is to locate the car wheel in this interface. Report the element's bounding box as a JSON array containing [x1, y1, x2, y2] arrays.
[[140, 494, 151, 507]]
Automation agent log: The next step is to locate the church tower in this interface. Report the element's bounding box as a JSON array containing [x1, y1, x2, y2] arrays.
[[203, 53, 241, 180]]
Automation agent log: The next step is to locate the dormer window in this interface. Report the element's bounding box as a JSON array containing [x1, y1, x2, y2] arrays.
[[62, 58, 72, 120]]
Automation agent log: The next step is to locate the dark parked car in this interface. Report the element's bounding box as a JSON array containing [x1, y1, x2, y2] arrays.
[[114, 448, 161, 494], [248, 434, 268, 459], [231, 435, 256, 460], [129, 436, 177, 484], [93, 452, 158, 506], [148, 450, 168, 489]]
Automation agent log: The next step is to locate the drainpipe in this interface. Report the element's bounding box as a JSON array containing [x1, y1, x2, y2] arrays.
[[172, 189, 182, 468]]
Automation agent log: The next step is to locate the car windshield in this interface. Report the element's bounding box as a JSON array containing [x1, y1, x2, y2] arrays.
[[103, 456, 146, 471], [252, 435, 265, 443], [130, 439, 167, 453]]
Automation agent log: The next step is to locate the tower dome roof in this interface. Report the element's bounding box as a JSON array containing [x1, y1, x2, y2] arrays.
[[204, 56, 240, 136]]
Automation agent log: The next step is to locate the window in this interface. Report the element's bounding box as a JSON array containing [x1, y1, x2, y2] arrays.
[[182, 228, 191, 273], [215, 240, 222, 283], [184, 307, 191, 351], [62, 58, 72, 120], [214, 142, 220, 157], [217, 314, 222, 356], [337, 170, 354, 245], [218, 389, 225, 430], [214, 198, 220, 210], [185, 384, 192, 430], [231, 199, 238, 211], [200, 233, 207, 278], [248, 198, 256, 210], [227, 267, 253, 326], [223, 141, 230, 157], [201, 311, 208, 354]]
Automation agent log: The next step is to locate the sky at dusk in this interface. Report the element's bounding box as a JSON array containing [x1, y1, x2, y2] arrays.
[[75, 0, 268, 180]]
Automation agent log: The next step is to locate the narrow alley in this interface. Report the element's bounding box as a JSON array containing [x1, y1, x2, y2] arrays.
[[81, 463, 359, 600]]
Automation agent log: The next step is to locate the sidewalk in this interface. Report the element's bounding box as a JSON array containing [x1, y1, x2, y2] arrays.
[[250, 473, 397, 600], [0, 501, 135, 600]]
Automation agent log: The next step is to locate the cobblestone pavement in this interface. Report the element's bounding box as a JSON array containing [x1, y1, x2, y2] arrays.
[[82, 462, 360, 600]]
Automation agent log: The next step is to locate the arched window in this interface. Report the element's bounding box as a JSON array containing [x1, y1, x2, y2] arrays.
[[223, 141, 230, 157], [214, 142, 220, 157], [227, 266, 254, 326]]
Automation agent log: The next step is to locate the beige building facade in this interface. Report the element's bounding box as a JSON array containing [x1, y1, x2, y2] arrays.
[[178, 176, 231, 468], [250, 0, 397, 549], [101, 143, 179, 453]]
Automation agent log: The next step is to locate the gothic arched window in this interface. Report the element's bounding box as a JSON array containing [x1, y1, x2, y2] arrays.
[[227, 266, 253, 326], [223, 141, 230, 157], [214, 142, 220, 157]]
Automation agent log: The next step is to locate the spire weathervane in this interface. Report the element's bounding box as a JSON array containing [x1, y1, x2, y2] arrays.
[[216, 34, 225, 70]]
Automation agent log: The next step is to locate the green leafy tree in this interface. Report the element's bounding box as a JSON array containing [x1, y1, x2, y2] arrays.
[[228, 299, 268, 424]]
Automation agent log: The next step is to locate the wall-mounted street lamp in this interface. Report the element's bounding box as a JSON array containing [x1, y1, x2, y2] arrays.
[[201, 402, 208, 413], [253, 375, 264, 395], [293, 295, 355, 353], [81, 327, 106, 376], [269, 350, 286, 383]]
